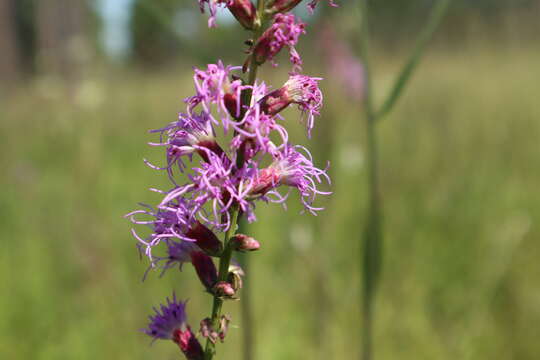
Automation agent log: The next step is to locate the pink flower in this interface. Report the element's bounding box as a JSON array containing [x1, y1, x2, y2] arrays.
[[252, 14, 306, 71]]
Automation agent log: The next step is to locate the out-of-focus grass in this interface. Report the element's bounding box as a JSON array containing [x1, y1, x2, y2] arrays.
[[1, 43, 539, 360]]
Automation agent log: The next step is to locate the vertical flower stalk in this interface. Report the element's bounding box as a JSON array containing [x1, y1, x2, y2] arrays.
[[356, 1, 451, 360], [127, 1, 336, 360]]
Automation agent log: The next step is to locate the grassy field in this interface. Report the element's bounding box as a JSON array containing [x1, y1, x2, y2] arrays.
[[1, 41, 539, 359]]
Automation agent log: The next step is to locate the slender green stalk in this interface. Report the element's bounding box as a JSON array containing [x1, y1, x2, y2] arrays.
[[376, 0, 452, 120], [237, 229, 255, 360], [204, 3, 266, 358], [356, 1, 451, 359], [204, 209, 240, 359], [357, 2, 381, 360]]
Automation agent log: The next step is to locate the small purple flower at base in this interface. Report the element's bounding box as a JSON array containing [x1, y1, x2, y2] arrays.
[[173, 327, 205, 360], [252, 13, 306, 71], [143, 294, 188, 341], [190, 251, 219, 290], [259, 74, 323, 137]]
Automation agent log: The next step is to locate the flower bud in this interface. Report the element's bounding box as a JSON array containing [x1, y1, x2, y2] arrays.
[[173, 327, 205, 360], [185, 221, 223, 256], [266, 0, 302, 15], [230, 234, 260, 252], [190, 251, 218, 290], [227, 0, 257, 30], [213, 281, 236, 297]]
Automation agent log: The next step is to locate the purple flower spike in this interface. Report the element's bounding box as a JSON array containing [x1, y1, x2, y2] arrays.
[[143, 294, 188, 341], [253, 13, 306, 71]]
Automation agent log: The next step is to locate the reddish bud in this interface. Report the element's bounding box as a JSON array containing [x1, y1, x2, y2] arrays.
[[230, 234, 260, 252], [213, 281, 236, 297], [266, 0, 303, 15], [190, 251, 218, 290], [258, 87, 291, 116], [249, 167, 280, 196], [227, 0, 257, 30], [185, 221, 223, 256], [173, 327, 204, 360]]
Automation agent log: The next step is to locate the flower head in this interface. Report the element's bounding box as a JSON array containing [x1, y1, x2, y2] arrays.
[[148, 111, 222, 178], [253, 13, 306, 71], [187, 62, 246, 130], [250, 145, 331, 214], [259, 74, 323, 137], [126, 199, 197, 262], [143, 294, 188, 341]]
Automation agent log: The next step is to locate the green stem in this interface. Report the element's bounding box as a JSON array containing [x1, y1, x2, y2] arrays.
[[357, 1, 381, 360], [204, 3, 266, 359], [357, 1, 450, 359], [376, 0, 451, 120], [204, 209, 240, 359]]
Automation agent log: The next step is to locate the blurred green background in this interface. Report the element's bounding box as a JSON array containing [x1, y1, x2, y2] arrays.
[[1, 0, 539, 359]]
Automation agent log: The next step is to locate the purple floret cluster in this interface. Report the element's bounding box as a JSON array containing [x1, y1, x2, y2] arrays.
[[128, 61, 329, 265], [127, 1, 336, 359]]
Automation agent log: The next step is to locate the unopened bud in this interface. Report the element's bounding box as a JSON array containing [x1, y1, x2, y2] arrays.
[[190, 251, 218, 290], [259, 87, 291, 116], [230, 234, 260, 252], [186, 221, 223, 256], [173, 327, 204, 360], [266, 0, 302, 15], [227, 0, 257, 30], [213, 281, 236, 298]]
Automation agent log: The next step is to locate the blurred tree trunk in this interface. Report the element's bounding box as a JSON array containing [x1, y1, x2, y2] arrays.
[[36, 0, 87, 83], [0, 0, 20, 86]]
